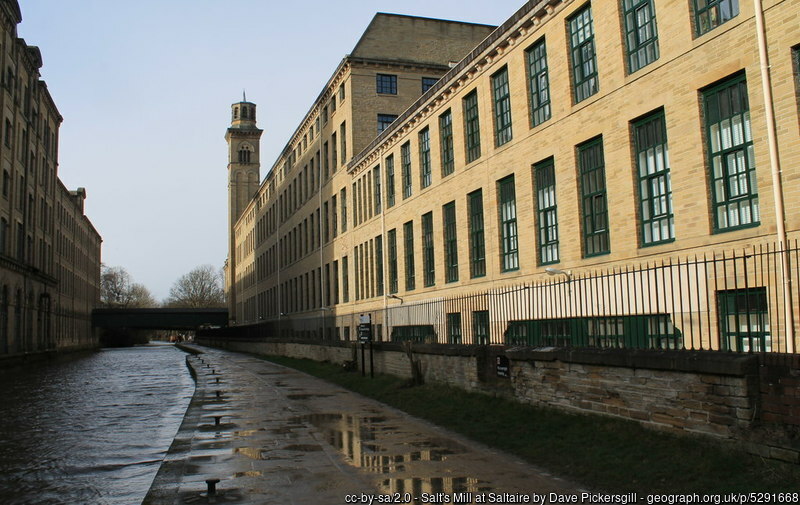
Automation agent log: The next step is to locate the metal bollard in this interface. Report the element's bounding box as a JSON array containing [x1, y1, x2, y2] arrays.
[[214, 415, 222, 426], [215, 390, 221, 398], [206, 478, 220, 495], [215, 377, 220, 384]]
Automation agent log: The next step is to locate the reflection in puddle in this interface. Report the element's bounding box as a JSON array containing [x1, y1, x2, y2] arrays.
[[380, 477, 489, 503], [233, 429, 264, 437], [282, 444, 323, 452], [234, 471, 263, 478], [286, 393, 334, 400], [234, 447, 265, 460], [289, 412, 486, 500]]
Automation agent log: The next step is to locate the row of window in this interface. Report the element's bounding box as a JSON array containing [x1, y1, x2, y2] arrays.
[[372, 0, 741, 184], [242, 284, 770, 353], [376, 74, 439, 95], [254, 0, 747, 241], [242, 69, 760, 303]]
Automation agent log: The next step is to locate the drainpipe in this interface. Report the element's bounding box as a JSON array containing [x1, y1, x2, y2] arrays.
[[754, 0, 794, 352]]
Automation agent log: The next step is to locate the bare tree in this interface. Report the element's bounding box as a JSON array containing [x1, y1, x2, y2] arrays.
[[101, 264, 134, 307], [129, 283, 158, 308], [165, 264, 225, 308], [100, 264, 158, 308]]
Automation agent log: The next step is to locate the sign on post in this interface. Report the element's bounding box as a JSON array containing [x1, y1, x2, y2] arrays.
[[358, 313, 372, 344], [496, 355, 510, 378]]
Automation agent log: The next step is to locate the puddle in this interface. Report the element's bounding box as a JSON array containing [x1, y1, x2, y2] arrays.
[[233, 428, 265, 437], [233, 471, 263, 478], [282, 443, 323, 452], [377, 476, 490, 502], [234, 447, 266, 460], [269, 426, 300, 435], [286, 393, 333, 400]]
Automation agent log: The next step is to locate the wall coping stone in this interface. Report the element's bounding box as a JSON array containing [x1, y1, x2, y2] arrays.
[[505, 347, 759, 377]]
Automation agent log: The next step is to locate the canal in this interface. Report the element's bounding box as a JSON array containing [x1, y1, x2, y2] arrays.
[[0, 342, 194, 505]]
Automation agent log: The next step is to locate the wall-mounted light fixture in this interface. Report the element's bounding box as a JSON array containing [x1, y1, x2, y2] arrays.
[[545, 267, 572, 280], [386, 294, 404, 304]]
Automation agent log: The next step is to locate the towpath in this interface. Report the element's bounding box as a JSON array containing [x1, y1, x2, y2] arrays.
[[144, 345, 582, 504]]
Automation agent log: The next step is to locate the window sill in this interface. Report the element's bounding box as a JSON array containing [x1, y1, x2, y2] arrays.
[[713, 221, 760, 234]]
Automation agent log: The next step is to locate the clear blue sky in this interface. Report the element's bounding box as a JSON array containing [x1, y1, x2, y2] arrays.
[[17, 0, 525, 301]]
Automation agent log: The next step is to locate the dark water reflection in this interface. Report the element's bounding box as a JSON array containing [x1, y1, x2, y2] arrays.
[[0, 342, 194, 505]]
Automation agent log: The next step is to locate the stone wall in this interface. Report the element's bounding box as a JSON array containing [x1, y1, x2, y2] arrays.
[[505, 348, 759, 439], [196, 336, 799, 463]]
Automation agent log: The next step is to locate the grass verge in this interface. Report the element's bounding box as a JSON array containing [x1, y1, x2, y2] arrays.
[[260, 354, 800, 494]]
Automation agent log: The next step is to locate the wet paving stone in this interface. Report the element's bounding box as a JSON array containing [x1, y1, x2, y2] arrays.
[[143, 345, 583, 505]]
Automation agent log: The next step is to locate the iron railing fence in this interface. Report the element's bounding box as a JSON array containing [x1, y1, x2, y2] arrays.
[[205, 241, 800, 354]]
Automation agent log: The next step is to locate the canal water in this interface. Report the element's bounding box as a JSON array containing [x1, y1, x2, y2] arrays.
[[0, 342, 194, 505]]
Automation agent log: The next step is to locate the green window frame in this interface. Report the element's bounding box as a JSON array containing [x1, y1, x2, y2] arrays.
[[419, 127, 432, 189], [439, 109, 454, 177], [633, 110, 674, 245], [403, 221, 415, 291], [422, 212, 435, 287], [447, 312, 462, 344], [492, 66, 513, 146], [534, 158, 559, 265], [388, 229, 398, 294], [795, 48, 800, 107], [373, 165, 381, 214], [443, 201, 458, 283], [340, 121, 346, 165], [463, 90, 481, 163], [505, 315, 682, 349], [498, 175, 519, 271], [331, 132, 337, 172], [718, 287, 771, 352], [568, 5, 599, 103], [694, 0, 739, 36], [473, 310, 489, 345], [623, 0, 659, 73], [401, 142, 412, 199], [340, 188, 347, 232], [342, 255, 349, 302], [375, 235, 384, 296], [526, 38, 551, 128], [578, 138, 610, 256], [385, 154, 395, 208], [704, 74, 758, 232], [468, 189, 486, 278]]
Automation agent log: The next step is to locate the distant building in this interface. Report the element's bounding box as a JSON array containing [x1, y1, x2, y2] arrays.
[[226, 2, 800, 352], [0, 0, 102, 358]]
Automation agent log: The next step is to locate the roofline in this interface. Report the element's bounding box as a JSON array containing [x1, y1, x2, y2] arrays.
[[348, 0, 550, 172], [57, 178, 102, 240], [260, 10, 499, 183], [350, 12, 496, 62], [374, 11, 497, 28]]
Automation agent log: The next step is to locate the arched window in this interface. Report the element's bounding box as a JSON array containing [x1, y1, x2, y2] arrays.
[[233, 106, 239, 119]]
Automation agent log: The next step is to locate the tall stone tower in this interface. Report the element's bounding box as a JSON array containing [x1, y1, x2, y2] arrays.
[[225, 98, 262, 323]]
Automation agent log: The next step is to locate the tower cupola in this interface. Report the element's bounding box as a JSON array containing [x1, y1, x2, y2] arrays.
[[231, 93, 257, 128]]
